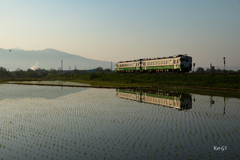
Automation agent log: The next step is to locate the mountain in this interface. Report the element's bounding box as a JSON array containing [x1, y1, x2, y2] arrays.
[[0, 48, 115, 71]]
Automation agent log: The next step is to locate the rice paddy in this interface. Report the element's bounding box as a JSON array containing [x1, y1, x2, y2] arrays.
[[0, 84, 239, 160]]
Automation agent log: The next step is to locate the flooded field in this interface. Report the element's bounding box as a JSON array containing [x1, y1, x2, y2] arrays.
[[6, 81, 91, 87], [0, 84, 239, 160]]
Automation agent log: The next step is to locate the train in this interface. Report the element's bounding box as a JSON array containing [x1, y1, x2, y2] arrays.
[[116, 89, 192, 111], [116, 54, 192, 73]]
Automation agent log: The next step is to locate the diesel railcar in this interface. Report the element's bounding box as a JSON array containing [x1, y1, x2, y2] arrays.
[[116, 54, 192, 73]]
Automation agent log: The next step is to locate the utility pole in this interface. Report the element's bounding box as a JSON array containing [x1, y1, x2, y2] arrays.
[[210, 63, 212, 75], [111, 61, 112, 71], [223, 57, 226, 74]]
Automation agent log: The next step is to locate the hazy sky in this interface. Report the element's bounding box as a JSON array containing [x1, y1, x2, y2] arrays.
[[1, 0, 240, 69]]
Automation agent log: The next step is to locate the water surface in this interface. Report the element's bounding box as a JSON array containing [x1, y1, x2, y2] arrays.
[[0, 84, 239, 160]]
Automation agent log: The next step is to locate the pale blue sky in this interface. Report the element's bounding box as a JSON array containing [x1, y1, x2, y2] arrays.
[[1, 0, 240, 69]]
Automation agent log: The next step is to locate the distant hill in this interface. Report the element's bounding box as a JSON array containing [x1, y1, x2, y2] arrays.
[[0, 48, 115, 71]]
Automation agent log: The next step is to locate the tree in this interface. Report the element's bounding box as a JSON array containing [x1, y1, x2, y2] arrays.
[[104, 68, 113, 73], [26, 69, 41, 78], [0, 67, 10, 78], [49, 69, 58, 74], [205, 68, 210, 73], [196, 67, 205, 73], [94, 67, 103, 73], [13, 68, 26, 78]]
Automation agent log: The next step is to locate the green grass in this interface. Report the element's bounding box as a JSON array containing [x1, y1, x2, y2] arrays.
[[2, 72, 240, 90], [1, 73, 240, 97], [44, 72, 240, 89]]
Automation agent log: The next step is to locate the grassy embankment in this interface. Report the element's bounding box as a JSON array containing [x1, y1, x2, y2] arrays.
[[2, 73, 240, 97], [44, 73, 240, 90]]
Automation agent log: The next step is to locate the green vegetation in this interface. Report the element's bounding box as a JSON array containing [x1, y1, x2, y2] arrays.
[[195, 67, 240, 74], [0, 66, 239, 93], [44, 72, 240, 90]]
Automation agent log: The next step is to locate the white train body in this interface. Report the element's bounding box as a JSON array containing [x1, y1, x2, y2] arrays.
[[116, 54, 192, 73]]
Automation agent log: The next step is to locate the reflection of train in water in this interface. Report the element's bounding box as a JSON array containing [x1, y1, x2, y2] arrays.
[[116, 89, 192, 111]]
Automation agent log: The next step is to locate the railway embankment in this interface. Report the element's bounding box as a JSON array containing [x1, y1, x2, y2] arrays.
[[1, 73, 239, 92], [43, 73, 240, 91]]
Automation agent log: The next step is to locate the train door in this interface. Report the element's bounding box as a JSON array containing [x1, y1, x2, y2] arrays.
[[173, 58, 180, 71], [142, 62, 146, 72], [173, 59, 177, 70], [136, 62, 139, 72]]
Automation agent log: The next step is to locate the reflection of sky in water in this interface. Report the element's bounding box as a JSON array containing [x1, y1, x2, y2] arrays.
[[0, 84, 88, 100], [7, 81, 90, 86], [190, 94, 240, 115], [0, 87, 239, 160]]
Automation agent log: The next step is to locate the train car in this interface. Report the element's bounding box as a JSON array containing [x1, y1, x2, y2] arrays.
[[115, 60, 139, 73], [116, 54, 192, 73], [116, 89, 142, 102]]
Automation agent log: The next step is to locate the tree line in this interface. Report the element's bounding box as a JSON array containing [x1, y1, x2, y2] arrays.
[[194, 67, 240, 74], [0, 66, 239, 79], [0, 66, 114, 78]]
